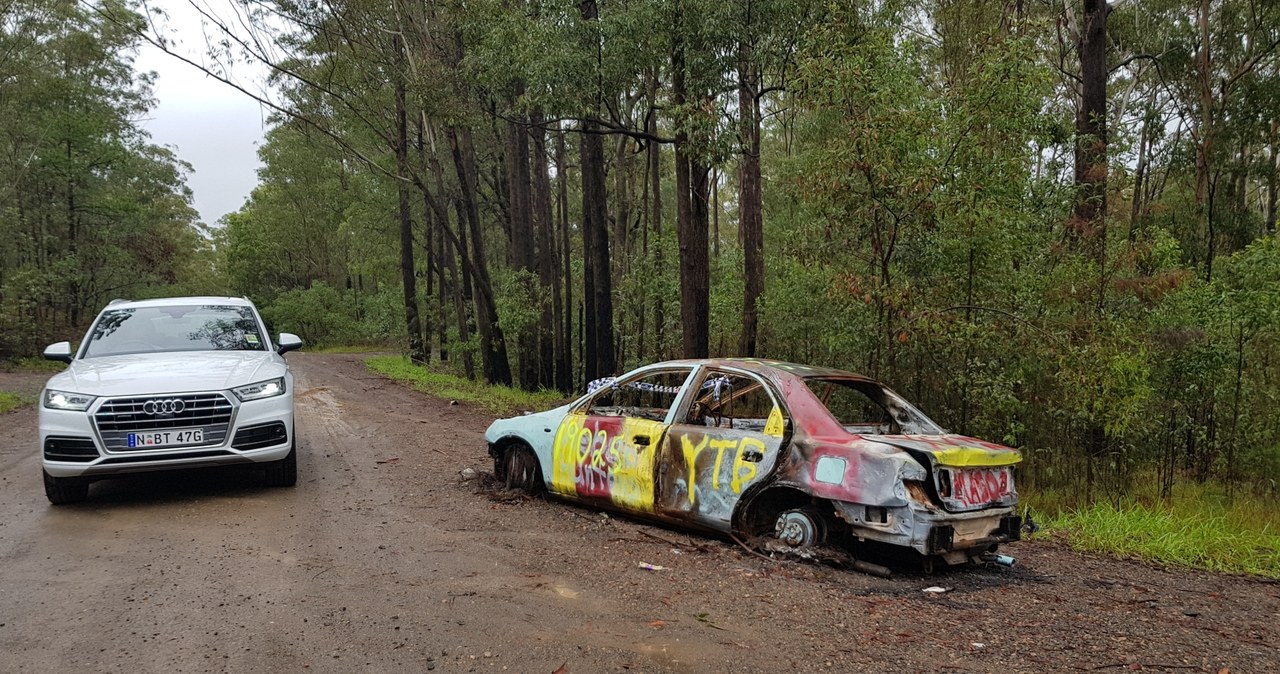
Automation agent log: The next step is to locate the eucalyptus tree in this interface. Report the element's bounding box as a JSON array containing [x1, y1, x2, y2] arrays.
[[0, 0, 201, 357]]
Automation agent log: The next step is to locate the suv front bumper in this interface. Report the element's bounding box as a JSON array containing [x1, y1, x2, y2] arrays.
[[40, 391, 294, 479]]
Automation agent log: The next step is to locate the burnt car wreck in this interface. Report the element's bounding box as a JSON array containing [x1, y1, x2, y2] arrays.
[[485, 359, 1021, 572]]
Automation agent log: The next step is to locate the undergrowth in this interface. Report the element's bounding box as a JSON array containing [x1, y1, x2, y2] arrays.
[[307, 343, 397, 354], [1032, 484, 1280, 579], [3, 357, 65, 373], [0, 391, 29, 414], [365, 356, 567, 416]]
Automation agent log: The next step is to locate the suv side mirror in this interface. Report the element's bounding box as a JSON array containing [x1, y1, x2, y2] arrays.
[[43, 342, 73, 364], [276, 333, 303, 355]]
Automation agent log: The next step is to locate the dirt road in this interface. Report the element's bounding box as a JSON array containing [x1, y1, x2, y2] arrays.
[[1, 353, 1277, 673]]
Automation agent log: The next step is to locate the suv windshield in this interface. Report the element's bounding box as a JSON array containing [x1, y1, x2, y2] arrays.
[[83, 305, 267, 357], [805, 377, 944, 435]]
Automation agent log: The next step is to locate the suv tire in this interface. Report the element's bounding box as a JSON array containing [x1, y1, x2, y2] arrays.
[[44, 471, 88, 505], [264, 443, 297, 487]]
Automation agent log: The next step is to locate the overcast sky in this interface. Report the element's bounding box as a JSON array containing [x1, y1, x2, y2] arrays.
[[132, 3, 270, 227]]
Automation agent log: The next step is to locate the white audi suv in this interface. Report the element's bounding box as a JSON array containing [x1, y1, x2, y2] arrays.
[[38, 297, 302, 504]]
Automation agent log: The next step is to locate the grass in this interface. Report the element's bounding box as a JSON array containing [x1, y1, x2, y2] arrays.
[[1034, 484, 1280, 579], [2, 357, 66, 373], [307, 343, 398, 354], [0, 391, 30, 414], [365, 356, 568, 416]]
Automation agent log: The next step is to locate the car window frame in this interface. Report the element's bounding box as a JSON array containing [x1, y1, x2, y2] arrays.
[[802, 375, 945, 436], [676, 365, 792, 436], [570, 365, 699, 424]]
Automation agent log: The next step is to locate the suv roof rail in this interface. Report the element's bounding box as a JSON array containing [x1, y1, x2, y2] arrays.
[[107, 298, 131, 305]]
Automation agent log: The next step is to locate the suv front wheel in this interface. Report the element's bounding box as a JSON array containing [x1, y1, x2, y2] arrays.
[[263, 443, 297, 487], [44, 471, 88, 505]]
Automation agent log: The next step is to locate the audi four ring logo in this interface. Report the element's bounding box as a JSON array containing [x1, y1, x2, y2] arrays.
[[142, 398, 186, 415]]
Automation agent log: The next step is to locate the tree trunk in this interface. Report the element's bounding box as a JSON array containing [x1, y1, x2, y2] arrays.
[[554, 129, 574, 392], [1071, 0, 1108, 267], [683, 155, 711, 359], [672, 3, 709, 359], [648, 71, 665, 361], [1195, 0, 1215, 280], [530, 113, 558, 391], [394, 36, 426, 363], [578, 0, 616, 380], [1268, 119, 1278, 234], [451, 199, 477, 380], [449, 126, 512, 385], [739, 36, 764, 357], [1128, 95, 1153, 243], [505, 94, 539, 390], [581, 121, 615, 379]]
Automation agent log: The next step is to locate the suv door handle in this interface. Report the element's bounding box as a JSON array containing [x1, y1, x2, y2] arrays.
[[633, 435, 651, 447], [742, 448, 764, 462]]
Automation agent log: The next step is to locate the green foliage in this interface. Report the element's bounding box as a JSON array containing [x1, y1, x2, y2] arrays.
[[0, 0, 205, 358], [365, 356, 566, 416], [263, 282, 403, 348]]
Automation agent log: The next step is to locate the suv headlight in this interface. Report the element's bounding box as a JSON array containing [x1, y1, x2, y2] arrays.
[[233, 377, 286, 402], [44, 390, 96, 411]]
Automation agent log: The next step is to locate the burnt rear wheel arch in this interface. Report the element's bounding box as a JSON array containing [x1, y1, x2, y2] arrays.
[[736, 486, 844, 545], [491, 438, 546, 494]]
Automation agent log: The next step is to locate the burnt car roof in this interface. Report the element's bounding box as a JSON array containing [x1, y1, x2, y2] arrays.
[[652, 358, 877, 383]]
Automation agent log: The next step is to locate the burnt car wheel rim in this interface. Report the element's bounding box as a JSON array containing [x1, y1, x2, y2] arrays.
[[774, 509, 823, 548]]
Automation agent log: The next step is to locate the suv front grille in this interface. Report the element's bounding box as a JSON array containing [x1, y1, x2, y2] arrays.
[[94, 393, 234, 452]]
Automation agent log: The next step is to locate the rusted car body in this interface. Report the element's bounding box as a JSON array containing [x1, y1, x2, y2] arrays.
[[485, 359, 1021, 567]]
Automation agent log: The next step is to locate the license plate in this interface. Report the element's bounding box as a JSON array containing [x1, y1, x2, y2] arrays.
[[127, 428, 204, 448], [950, 467, 1013, 507]]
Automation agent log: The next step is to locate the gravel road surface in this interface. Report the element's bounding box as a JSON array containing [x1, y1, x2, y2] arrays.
[[1, 353, 1277, 673]]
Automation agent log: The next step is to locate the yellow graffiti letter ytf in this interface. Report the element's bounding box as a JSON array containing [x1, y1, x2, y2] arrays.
[[731, 438, 764, 493], [680, 434, 709, 505]]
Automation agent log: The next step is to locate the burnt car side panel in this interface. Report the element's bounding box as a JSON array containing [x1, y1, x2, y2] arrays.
[[656, 424, 782, 530], [550, 413, 664, 514]]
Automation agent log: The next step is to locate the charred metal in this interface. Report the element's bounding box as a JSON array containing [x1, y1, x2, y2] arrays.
[[484, 358, 1024, 571]]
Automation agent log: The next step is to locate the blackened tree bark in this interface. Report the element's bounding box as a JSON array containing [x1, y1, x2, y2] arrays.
[[531, 112, 558, 390], [554, 129, 574, 391], [1071, 0, 1108, 270], [449, 126, 512, 385], [394, 36, 426, 363], [505, 87, 539, 390], [581, 123, 615, 379], [673, 1, 709, 359], [738, 27, 764, 357], [686, 156, 711, 358], [579, 0, 615, 380]]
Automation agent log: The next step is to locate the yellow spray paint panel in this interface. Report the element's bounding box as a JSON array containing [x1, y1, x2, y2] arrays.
[[551, 413, 662, 513], [929, 446, 1022, 468]]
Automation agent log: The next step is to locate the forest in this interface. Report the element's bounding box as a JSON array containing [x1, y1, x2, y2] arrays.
[[2, 0, 1280, 513]]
